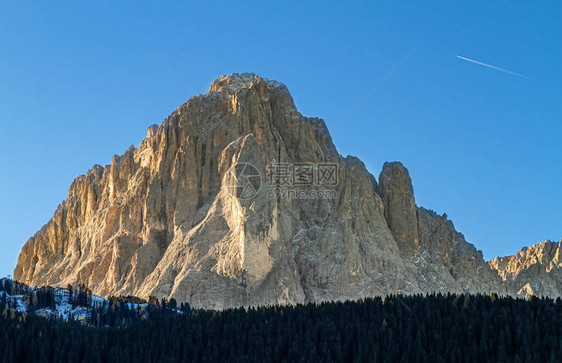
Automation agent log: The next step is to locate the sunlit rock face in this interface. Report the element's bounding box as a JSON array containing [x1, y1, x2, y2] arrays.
[[489, 240, 562, 298], [15, 73, 507, 308]]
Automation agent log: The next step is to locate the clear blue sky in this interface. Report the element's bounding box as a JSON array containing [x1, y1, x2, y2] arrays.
[[1, 1, 560, 278]]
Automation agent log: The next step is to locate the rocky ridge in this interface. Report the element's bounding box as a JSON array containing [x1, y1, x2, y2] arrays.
[[14, 73, 524, 308], [489, 240, 562, 298]]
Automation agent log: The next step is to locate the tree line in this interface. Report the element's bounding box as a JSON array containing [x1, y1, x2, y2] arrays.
[[1, 291, 562, 362]]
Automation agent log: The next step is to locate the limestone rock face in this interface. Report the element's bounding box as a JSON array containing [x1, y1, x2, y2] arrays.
[[414, 208, 508, 294], [489, 240, 562, 298], [14, 73, 506, 308]]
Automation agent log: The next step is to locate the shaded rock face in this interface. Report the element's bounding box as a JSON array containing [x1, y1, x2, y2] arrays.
[[378, 162, 419, 255], [377, 163, 507, 295], [489, 240, 562, 298], [14, 73, 505, 308]]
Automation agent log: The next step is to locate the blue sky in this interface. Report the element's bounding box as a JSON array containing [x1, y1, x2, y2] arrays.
[[0, 1, 560, 278]]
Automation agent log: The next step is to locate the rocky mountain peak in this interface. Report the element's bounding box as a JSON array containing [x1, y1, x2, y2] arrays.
[[209, 72, 257, 93], [209, 72, 286, 95], [378, 161, 419, 255], [14, 73, 517, 308]]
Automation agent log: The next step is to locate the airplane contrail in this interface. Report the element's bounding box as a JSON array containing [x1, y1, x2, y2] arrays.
[[456, 55, 528, 79]]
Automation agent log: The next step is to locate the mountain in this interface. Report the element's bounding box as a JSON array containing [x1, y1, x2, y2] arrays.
[[14, 73, 508, 308], [489, 240, 562, 298]]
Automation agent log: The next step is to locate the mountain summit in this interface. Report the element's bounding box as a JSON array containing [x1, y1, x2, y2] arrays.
[[15, 73, 509, 308]]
